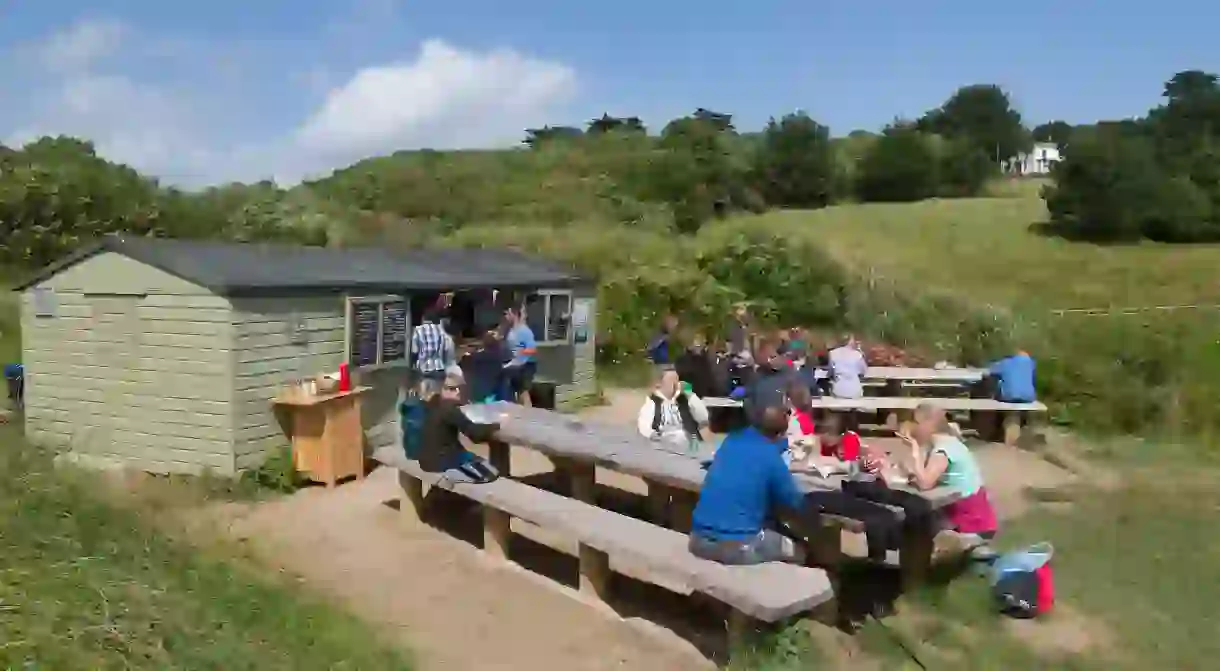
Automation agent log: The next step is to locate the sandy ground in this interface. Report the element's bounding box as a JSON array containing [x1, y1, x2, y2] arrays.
[[210, 388, 1075, 670]]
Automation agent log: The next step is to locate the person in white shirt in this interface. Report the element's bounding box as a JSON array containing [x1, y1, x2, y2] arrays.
[[637, 369, 709, 446], [828, 334, 868, 399]]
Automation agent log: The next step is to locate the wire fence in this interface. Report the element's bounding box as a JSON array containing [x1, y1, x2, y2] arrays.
[[1048, 304, 1220, 317]]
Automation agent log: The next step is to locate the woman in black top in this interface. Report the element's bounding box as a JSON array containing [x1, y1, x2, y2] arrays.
[[418, 373, 504, 483]]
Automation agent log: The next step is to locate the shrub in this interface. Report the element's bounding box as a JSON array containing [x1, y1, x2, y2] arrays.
[[1041, 131, 1168, 241], [753, 112, 839, 208], [856, 125, 940, 202]]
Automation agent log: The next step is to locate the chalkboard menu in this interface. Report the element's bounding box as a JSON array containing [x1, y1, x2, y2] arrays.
[[349, 301, 381, 367], [380, 300, 408, 362]]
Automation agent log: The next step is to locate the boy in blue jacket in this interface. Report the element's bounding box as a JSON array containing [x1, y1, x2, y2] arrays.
[[689, 406, 806, 565]]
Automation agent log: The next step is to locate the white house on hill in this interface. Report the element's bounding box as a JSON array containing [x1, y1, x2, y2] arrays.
[[1004, 142, 1061, 175]]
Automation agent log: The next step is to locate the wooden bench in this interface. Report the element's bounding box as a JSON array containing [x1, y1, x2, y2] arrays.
[[374, 447, 837, 644], [703, 396, 1047, 445]]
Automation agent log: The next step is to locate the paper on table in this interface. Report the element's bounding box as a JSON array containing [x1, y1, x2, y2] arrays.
[[793, 456, 849, 479]]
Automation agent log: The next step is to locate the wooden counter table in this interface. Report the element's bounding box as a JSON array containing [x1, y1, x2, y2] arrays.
[[273, 386, 371, 488]]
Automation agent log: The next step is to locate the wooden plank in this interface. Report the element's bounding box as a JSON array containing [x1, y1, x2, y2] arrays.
[[647, 483, 672, 525], [578, 544, 612, 601], [1003, 412, 1022, 446], [484, 508, 512, 558], [701, 396, 1046, 413], [399, 471, 425, 521], [488, 438, 512, 476], [375, 448, 835, 622], [901, 523, 935, 591]]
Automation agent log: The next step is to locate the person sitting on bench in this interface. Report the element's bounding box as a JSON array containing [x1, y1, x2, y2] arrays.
[[688, 406, 806, 565], [986, 349, 1036, 403], [785, 381, 819, 461], [418, 373, 504, 484], [674, 334, 721, 398], [637, 368, 709, 446], [828, 333, 868, 399], [743, 339, 797, 427], [899, 403, 998, 540]]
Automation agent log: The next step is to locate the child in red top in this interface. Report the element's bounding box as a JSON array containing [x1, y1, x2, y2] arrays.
[[817, 413, 861, 461]]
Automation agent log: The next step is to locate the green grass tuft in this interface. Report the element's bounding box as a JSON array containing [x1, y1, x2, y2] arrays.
[[0, 427, 413, 670]]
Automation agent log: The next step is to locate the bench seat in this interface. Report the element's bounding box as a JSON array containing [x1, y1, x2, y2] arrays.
[[374, 446, 835, 624]]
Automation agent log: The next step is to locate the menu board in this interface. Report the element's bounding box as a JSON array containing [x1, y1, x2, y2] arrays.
[[380, 300, 408, 362], [349, 301, 381, 367]]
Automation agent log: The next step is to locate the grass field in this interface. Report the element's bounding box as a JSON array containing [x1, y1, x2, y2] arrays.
[[744, 196, 1220, 314], [734, 439, 1220, 671], [862, 444, 1220, 670]]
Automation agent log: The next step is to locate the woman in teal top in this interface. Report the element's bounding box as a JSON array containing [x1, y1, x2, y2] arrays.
[[900, 403, 998, 537]]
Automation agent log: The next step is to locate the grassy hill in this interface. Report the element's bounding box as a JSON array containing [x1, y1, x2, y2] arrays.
[[753, 196, 1220, 313]]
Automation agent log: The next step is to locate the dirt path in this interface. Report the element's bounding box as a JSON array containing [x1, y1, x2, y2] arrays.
[[208, 388, 1076, 670], [219, 464, 711, 671]]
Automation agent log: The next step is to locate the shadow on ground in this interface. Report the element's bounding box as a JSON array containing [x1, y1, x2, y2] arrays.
[[381, 466, 976, 666]]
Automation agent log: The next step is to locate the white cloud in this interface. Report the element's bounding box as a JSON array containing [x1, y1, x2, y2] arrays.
[[297, 39, 577, 163], [33, 18, 128, 73], [2, 18, 579, 186]]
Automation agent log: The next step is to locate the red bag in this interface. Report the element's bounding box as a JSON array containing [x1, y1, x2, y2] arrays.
[[1035, 563, 1056, 615]]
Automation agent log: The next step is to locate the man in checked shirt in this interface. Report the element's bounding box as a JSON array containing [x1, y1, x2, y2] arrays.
[[411, 308, 454, 382]]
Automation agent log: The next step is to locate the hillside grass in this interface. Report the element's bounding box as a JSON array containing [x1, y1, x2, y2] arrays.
[[746, 197, 1220, 313], [854, 478, 1220, 670], [735, 440, 1220, 671]]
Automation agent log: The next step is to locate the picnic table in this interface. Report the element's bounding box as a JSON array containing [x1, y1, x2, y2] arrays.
[[465, 401, 959, 587]]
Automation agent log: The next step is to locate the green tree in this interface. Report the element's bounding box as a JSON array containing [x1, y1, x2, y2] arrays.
[[936, 137, 995, 198], [1041, 130, 1167, 241], [0, 136, 167, 267], [753, 112, 837, 208], [1148, 70, 1220, 171], [856, 124, 939, 202], [656, 113, 753, 231], [919, 84, 1032, 163]]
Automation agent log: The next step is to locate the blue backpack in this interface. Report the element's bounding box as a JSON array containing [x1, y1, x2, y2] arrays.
[[400, 397, 427, 460]]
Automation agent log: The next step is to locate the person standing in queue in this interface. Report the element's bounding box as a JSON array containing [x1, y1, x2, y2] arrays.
[[646, 314, 679, 368], [502, 306, 538, 406], [411, 308, 454, 382], [726, 304, 752, 362]]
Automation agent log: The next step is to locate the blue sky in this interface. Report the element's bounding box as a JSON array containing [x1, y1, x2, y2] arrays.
[[0, 0, 1213, 185]]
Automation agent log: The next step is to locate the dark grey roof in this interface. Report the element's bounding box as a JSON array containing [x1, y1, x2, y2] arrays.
[[13, 235, 587, 295]]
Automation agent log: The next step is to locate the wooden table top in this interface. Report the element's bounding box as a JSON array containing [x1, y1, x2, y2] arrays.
[[273, 385, 371, 407], [865, 366, 986, 382], [463, 402, 960, 509]]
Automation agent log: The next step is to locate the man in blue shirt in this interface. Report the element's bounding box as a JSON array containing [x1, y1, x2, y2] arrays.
[[689, 406, 806, 565], [503, 306, 538, 406], [987, 349, 1036, 403]]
